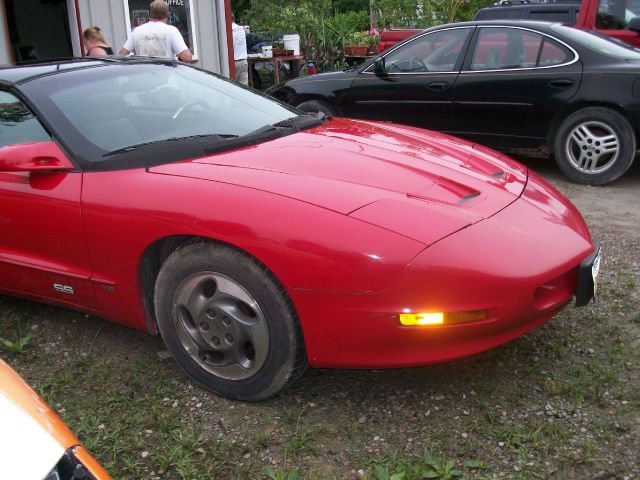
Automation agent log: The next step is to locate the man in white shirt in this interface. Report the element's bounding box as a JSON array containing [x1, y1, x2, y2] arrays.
[[119, 0, 193, 63], [232, 16, 248, 85]]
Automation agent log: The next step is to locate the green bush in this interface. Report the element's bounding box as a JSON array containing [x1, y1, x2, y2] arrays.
[[244, 2, 369, 72], [240, 0, 496, 75]]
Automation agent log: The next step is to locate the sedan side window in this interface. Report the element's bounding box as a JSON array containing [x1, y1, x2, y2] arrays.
[[383, 28, 470, 73], [471, 28, 572, 70], [0, 91, 50, 148]]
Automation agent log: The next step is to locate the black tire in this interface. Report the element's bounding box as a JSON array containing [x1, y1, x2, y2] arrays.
[[296, 99, 337, 117], [154, 242, 307, 401], [553, 107, 636, 185]]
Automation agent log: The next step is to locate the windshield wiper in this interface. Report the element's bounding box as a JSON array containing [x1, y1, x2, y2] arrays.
[[244, 124, 291, 136], [244, 113, 329, 138], [103, 133, 238, 157]]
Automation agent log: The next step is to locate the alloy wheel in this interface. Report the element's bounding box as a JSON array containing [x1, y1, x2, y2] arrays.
[[173, 272, 269, 380], [565, 120, 620, 175]]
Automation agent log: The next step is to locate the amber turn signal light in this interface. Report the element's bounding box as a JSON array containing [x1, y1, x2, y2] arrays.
[[399, 309, 489, 326]]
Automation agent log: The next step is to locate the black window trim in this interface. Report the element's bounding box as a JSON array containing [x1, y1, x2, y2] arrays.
[[0, 87, 82, 171], [2, 86, 83, 171]]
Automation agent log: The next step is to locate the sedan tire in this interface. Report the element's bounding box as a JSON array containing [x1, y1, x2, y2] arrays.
[[154, 241, 307, 401], [554, 107, 636, 185], [296, 99, 337, 117]]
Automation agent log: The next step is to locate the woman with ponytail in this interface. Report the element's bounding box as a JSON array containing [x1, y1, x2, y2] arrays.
[[83, 26, 114, 57]]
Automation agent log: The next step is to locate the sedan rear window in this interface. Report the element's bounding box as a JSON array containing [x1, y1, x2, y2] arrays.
[[550, 24, 640, 58]]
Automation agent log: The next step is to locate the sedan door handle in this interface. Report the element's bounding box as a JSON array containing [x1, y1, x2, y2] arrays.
[[549, 78, 575, 88], [426, 81, 450, 91]]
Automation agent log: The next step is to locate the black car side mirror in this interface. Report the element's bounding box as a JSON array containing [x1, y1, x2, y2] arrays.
[[373, 58, 386, 75], [628, 17, 640, 32]]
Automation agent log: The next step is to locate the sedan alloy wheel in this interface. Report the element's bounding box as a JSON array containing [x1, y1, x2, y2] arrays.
[[565, 120, 619, 176]]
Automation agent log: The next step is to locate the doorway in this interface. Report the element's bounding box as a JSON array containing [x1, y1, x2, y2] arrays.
[[3, 0, 74, 62]]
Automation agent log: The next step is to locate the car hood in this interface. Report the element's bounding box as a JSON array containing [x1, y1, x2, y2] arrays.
[[286, 69, 355, 85], [149, 118, 528, 245]]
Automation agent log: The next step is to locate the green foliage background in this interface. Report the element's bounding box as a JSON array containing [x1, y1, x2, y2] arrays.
[[233, 0, 493, 72]]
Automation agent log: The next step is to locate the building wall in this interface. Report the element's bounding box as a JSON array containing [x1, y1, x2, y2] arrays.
[[77, 0, 229, 75], [0, 5, 9, 64], [76, 0, 130, 58], [0, 0, 229, 75]]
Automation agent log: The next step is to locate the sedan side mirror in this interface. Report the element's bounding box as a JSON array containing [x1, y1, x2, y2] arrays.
[[373, 58, 386, 75], [0, 141, 74, 172]]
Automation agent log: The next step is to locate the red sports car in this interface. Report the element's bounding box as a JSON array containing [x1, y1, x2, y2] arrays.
[[0, 59, 600, 400]]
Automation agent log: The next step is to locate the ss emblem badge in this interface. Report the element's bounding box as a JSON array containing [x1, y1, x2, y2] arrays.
[[53, 283, 74, 295]]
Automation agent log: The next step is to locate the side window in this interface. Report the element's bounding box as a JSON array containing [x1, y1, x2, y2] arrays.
[[383, 28, 470, 73], [478, 8, 524, 20], [528, 9, 572, 22], [471, 28, 571, 70], [0, 91, 50, 148], [596, 0, 640, 29], [538, 38, 572, 66]]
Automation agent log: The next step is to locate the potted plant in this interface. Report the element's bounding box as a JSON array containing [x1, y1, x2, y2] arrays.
[[345, 31, 370, 57], [366, 33, 380, 56], [271, 40, 290, 56]]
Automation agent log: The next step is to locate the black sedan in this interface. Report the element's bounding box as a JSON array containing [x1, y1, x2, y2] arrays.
[[268, 21, 640, 185]]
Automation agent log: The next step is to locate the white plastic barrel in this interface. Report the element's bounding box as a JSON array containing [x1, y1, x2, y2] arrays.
[[283, 34, 300, 56]]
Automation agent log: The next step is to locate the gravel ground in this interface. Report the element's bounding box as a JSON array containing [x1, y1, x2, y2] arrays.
[[1, 157, 638, 480]]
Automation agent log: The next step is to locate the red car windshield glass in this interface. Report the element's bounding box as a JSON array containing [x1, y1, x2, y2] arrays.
[[18, 63, 300, 169]]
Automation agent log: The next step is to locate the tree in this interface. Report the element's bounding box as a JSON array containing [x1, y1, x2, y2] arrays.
[[232, 0, 252, 21], [332, 0, 369, 12]]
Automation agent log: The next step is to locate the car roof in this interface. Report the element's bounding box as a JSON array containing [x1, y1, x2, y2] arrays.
[[420, 19, 578, 34], [0, 58, 107, 84], [436, 19, 566, 28], [0, 57, 178, 85]]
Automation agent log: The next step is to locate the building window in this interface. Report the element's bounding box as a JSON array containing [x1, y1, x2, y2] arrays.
[[123, 0, 198, 59]]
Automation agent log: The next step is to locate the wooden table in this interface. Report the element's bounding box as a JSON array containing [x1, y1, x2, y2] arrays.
[[247, 55, 304, 88]]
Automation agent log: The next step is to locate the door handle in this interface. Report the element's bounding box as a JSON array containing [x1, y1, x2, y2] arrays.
[[426, 81, 450, 91], [549, 79, 575, 88]]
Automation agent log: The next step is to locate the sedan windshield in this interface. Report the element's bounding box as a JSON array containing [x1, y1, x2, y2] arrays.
[[550, 24, 640, 58], [20, 62, 302, 169]]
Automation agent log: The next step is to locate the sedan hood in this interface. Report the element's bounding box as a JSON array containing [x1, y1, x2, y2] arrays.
[[285, 69, 355, 85], [149, 118, 528, 245]]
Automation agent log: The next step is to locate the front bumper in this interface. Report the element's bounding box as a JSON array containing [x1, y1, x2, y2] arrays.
[[291, 171, 596, 368]]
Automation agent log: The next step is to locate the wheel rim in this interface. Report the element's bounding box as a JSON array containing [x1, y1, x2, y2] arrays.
[[564, 120, 620, 175], [173, 272, 269, 380]]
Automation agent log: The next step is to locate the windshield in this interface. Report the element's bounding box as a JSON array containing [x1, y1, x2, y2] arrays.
[[550, 24, 640, 58], [20, 62, 302, 168]]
